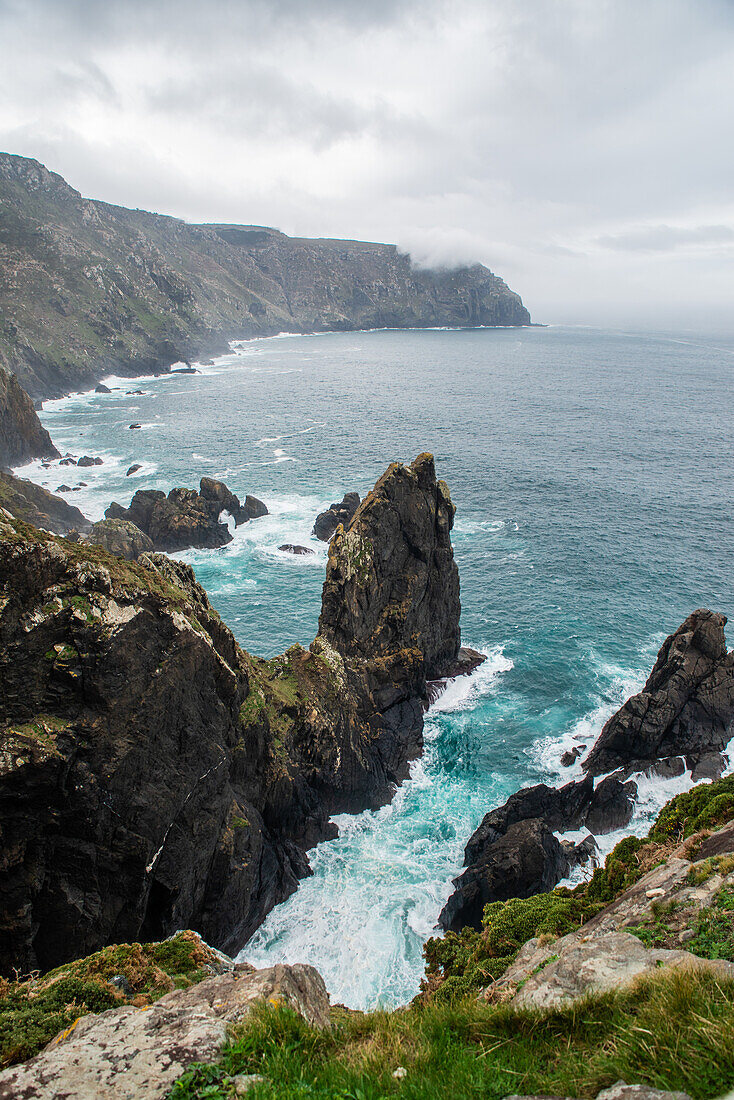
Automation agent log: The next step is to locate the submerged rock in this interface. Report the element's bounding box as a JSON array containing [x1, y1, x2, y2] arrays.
[[313, 491, 360, 541]]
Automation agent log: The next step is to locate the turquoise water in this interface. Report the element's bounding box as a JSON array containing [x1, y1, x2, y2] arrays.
[[21, 325, 734, 1008]]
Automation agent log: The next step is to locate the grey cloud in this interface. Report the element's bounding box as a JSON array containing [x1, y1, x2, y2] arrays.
[[597, 224, 734, 252]]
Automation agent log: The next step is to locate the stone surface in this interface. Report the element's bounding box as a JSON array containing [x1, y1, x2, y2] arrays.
[[0, 469, 89, 534], [583, 609, 734, 776], [77, 455, 103, 468], [279, 544, 315, 555], [84, 518, 155, 560], [511, 931, 734, 1010], [0, 454, 463, 974], [244, 494, 269, 519], [126, 464, 142, 476], [313, 492, 361, 542], [0, 963, 328, 1099], [0, 370, 58, 468]]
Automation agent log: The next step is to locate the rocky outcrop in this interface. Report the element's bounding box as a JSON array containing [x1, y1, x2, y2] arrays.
[[105, 477, 266, 553], [0, 153, 531, 400], [0, 370, 58, 467], [439, 776, 636, 931], [279, 544, 315, 556], [84, 518, 155, 560], [583, 610, 734, 777], [0, 961, 329, 1099], [441, 609, 734, 934], [313, 492, 360, 542], [0, 469, 89, 534], [0, 453, 466, 975]]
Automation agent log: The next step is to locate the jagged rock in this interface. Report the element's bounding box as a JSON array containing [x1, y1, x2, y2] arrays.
[[561, 746, 583, 766], [0, 370, 59, 467], [105, 478, 266, 552], [562, 833, 599, 869], [126, 464, 142, 476], [644, 756, 686, 779], [59, 456, 77, 466], [279, 544, 315, 555], [0, 963, 329, 1099], [688, 751, 726, 780], [95, 383, 111, 393], [0, 470, 89, 533], [84, 519, 155, 561], [56, 483, 72, 492], [126, 389, 144, 395], [244, 494, 268, 519], [583, 610, 734, 777], [440, 775, 636, 932], [77, 455, 103, 467], [129, 423, 141, 429], [0, 455, 463, 973], [439, 819, 570, 932], [313, 491, 360, 541], [425, 647, 487, 707]]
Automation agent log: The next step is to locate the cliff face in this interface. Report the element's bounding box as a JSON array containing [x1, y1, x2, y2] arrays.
[[0, 454, 461, 975], [0, 154, 531, 398], [0, 370, 58, 466]]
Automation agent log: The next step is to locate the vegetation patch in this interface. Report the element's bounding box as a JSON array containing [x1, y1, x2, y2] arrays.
[[166, 967, 734, 1100], [0, 932, 219, 1068]]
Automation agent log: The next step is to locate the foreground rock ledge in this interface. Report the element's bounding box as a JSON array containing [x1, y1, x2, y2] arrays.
[[0, 962, 329, 1100]]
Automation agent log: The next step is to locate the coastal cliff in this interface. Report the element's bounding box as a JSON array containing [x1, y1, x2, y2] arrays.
[[0, 370, 58, 467], [0, 154, 531, 399], [0, 454, 460, 975]]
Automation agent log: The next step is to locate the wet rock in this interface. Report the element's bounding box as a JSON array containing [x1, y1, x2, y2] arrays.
[[244, 494, 269, 519], [129, 422, 141, 429], [0, 963, 329, 1099], [279, 544, 315, 555], [687, 751, 726, 780], [95, 383, 112, 394], [645, 756, 686, 779], [59, 456, 77, 466], [439, 819, 570, 932], [585, 776, 636, 834], [126, 464, 142, 476], [77, 455, 103, 467], [105, 485, 233, 552], [313, 491, 361, 541], [583, 610, 734, 777], [126, 389, 144, 395], [562, 833, 599, 869], [56, 483, 72, 493], [200, 476, 248, 526], [561, 747, 583, 766], [84, 518, 155, 561]]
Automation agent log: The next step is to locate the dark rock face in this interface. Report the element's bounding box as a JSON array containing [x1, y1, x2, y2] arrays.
[[0, 370, 58, 468], [313, 492, 361, 542], [439, 819, 570, 932], [0, 470, 89, 534], [106, 479, 268, 552], [77, 456, 102, 468], [244, 495, 269, 519], [0, 154, 531, 401], [440, 774, 637, 932], [84, 518, 155, 561], [0, 453, 464, 975], [583, 610, 734, 777]]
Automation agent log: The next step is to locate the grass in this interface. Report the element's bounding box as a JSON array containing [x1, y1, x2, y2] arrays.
[[0, 931, 221, 1068], [167, 967, 734, 1100]]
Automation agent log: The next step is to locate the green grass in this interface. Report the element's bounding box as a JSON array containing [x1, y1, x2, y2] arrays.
[[167, 967, 734, 1100]]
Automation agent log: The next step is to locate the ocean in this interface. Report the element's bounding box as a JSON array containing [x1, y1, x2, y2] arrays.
[[18, 324, 734, 1009]]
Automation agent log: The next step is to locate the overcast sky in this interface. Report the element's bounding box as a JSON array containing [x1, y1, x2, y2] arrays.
[[1, 0, 732, 328]]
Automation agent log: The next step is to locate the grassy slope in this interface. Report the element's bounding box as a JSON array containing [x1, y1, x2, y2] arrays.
[[168, 776, 734, 1100]]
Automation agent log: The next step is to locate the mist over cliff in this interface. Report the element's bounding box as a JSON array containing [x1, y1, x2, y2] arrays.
[[0, 153, 530, 399]]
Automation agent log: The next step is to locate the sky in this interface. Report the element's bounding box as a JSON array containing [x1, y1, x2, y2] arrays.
[[1, 0, 733, 328]]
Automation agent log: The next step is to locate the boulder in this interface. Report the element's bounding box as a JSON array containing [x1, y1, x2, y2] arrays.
[[84, 519, 155, 561], [59, 456, 77, 466], [511, 931, 734, 1010], [95, 383, 112, 394], [561, 746, 583, 766], [583, 610, 734, 777], [125, 464, 142, 477], [0, 963, 329, 1100], [129, 423, 141, 429], [313, 491, 360, 541], [56, 483, 72, 492], [77, 456, 103, 468]]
